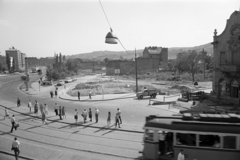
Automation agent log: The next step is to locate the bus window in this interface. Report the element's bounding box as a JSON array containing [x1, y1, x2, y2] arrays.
[[199, 135, 220, 148], [223, 136, 236, 149], [144, 129, 154, 141], [176, 133, 196, 146]]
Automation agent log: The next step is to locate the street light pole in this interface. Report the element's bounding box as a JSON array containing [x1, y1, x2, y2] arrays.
[[135, 48, 138, 93], [25, 57, 29, 91]]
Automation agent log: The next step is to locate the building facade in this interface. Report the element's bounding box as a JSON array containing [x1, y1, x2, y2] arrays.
[[5, 47, 26, 71], [212, 10, 240, 104], [142, 46, 168, 66]]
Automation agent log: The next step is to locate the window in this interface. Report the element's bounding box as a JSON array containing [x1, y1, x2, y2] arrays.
[[144, 129, 154, 141], [176, 133, 196, 146], [199, 135, 220, 148], [223, 136, 236, 149]]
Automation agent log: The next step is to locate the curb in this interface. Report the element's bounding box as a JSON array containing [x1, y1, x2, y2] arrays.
[[0, 104, 143, 134], [59, 94, 136, 102]]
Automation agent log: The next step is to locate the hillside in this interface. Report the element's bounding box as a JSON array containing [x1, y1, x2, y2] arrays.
[[66, 43, 213, 60]]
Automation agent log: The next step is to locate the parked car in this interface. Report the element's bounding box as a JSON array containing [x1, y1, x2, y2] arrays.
[[42, 80, 53, 86], [136, 89, 160, 99], [64, 78, 73, 83], [56, 80, 65, 86], [72, 77, 77, 81]]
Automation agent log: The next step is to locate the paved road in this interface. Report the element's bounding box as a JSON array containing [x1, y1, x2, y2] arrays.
[[0, 73, 181, 160]]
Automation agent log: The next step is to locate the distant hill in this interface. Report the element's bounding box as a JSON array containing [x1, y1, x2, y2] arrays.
[[66, 43, 213, 60]]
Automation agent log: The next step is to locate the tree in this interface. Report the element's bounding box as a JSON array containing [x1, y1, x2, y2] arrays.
[[186, 50, 202, 82], [63, 55, 66, 61], [104, 58, 109, 64], [6, 55, 10, 71], [59, 53, 62, 64], [55, 54, 59, 64]]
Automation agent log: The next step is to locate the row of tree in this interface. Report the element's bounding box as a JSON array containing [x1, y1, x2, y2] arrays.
[[168, 49, 213, 82]]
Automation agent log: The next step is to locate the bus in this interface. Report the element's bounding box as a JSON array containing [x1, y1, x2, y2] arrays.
[[142, 113, 240, 160]]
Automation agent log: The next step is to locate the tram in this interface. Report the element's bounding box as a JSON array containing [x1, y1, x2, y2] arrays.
[[142, 113, 240, 160]]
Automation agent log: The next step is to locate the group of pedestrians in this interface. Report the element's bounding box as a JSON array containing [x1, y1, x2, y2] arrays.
[[54, 103, 66, 120], [77, 90, 92, 101], [73, 107, 122, 128], [50, 87, 58, 98]]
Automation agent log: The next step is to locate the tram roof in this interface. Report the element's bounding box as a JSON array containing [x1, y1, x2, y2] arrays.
[[144, 113, 240, 134]]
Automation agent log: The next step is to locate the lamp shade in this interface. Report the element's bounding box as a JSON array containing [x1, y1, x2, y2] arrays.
[[105, 30, 118, 44]]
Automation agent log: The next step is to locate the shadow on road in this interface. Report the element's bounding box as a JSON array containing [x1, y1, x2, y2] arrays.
[[58, 122, 84, 129]]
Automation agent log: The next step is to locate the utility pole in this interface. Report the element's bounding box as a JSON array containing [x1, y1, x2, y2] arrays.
[[135, 48, 138, 93], [25, 57, 29, 91]]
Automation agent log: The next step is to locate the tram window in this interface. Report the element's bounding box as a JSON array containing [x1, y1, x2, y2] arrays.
[[176, 133, 196, 146], [223, 136, 236, 149], [199, 135, 220, 148], [145, 129, 154, 141]]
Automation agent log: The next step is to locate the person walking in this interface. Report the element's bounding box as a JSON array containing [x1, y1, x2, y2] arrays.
[[117, 108, 122, 124], [10, 115, 17, 133], [95, 108, 99, 123], [28, 99, 32, 113], [39, 103, 44, 115], [115, 113, 120, 128], [12, 137, 20, 160], [77, 91, 81, 101], [74, 109, 78, 123], [62, 106, 66, 119], [54, 103, 58, 116], [42, 111, 46, 125], [88, 108, 92, 122], [4, 108, 9, 120], [50, 91, 53, 98], [55, 90, 58, 98], [82, 108, 87, 123], [89, 90, 92, 99], [44, 104, 48, 115], [17, 98, 21, 107], [177, 149, 185, 160], [107, 111, 111, 126], [59, 106, 62, 120], [34, 100, 39, 116]]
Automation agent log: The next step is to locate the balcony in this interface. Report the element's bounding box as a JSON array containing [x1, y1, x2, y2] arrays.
[[220, 64, 240, 72]]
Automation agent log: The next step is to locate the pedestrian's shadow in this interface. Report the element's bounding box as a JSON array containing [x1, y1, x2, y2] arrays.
[[101, 125, 117, 136], [18, 116, 39, 122], [58, 122, 84, 129], [94, 125, 109, 133], [81, 122, 95, 129], [25, 124, 42, 130]]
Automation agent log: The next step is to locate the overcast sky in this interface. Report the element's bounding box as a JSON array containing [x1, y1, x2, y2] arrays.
[[0, 0, 239, 58]]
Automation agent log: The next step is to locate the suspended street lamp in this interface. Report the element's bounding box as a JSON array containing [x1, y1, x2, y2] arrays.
[[105, 28, 118, 44]]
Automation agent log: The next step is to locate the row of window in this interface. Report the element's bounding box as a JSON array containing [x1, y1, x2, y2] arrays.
[[144, 130, 238, 150]]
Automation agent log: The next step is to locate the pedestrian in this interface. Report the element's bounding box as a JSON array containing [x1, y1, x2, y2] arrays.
[[88, 108, 92, 122], [10, 115, 17, 133], [107, 111, 111, 126], [55, 90, 58, 98], [177, 149, 185, 160], [44, 104, 48, 115], [117, 108, 122, 124], [82, 108, 87, 123], [59, 106, 62, 120], [17, 98, 21, 107], [74, 109, 78, 123], [4, 108, 9, 120], [11, 137, 20, 160], [115, 113, 120, 128], [39, 103, 44, 115], [62, 106, 66, 119], [28, 99, 32, 113], [54, 103, 58, 116], [50, 91, 53, 98], [95, 108, 99, 123], [77, 91, 80, 100], [34, 100, 39, 116], [42, 111, 46, 125], [89, 90, 92, 99]]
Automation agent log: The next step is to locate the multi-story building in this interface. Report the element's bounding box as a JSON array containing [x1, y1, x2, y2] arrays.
[[142, 46, 168, 66], [212, 10, 240, 105], [5, 47, 26, 71]]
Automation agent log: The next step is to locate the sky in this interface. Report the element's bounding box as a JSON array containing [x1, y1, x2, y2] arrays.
[[0, 0, 239, 58]]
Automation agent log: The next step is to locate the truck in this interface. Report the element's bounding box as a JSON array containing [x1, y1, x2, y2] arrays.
[[31, 67, 39, 73], [136, 89, 160, 99]]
